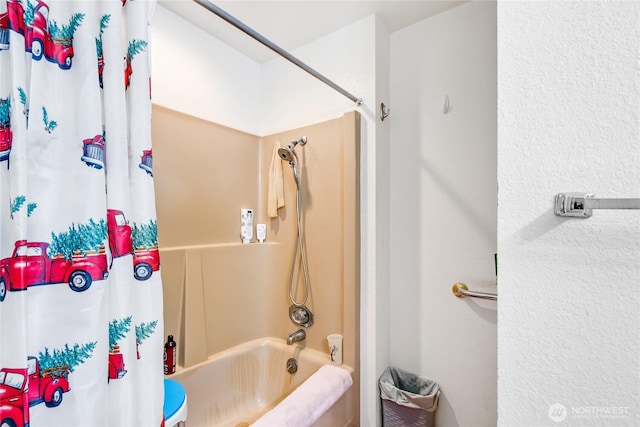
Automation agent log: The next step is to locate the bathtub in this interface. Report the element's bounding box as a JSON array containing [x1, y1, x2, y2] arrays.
[[169, 337, 355, 427]]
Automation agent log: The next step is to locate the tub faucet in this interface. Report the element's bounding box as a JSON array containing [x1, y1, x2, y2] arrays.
[[287, 329, 306, 345]]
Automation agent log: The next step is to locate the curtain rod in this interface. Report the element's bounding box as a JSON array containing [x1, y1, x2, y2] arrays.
[[193, 0, 363, 106]]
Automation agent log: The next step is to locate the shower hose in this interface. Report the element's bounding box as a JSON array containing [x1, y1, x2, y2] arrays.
[[288, 165, 311, 307]]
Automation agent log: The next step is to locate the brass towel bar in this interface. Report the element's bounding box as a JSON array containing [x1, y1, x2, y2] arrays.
[[452, 283, 497, 301]]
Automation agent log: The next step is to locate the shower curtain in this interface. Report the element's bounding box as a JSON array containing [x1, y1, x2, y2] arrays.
[[0, 0, 163, 425]]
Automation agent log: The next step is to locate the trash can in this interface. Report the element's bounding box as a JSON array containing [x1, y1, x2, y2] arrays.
[[379, 367, 440, 427]]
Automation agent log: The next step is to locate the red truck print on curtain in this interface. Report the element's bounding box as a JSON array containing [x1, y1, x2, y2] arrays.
[[124, 55, 132, 89], [81, 134, 105, 169], [0, 211, 159, 301], [0, 11, 9, 51], [139, 149, 152, 176], [132, 247, 160, 281], [0, 341, 95, 427], [108, 317, 131, 381], [108, 209, 133, 258], [108, 347, 126, 381], [0, 98, 11, 169], [0, 240, 109, 301], [0, 123, 13, 169], [96, 15, 110, 89], [107, 210, 160, 281], [6, 0, 83, 70], [0, 357, 70, 427], [0, 122, 11, 168]]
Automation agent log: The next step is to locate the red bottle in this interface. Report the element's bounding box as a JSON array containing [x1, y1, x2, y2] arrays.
[[164, 335, 176, 375]]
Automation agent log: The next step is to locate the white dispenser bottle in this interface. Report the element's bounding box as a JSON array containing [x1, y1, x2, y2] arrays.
[[256, 224, 267, 243], [241, 209, 253, 244]]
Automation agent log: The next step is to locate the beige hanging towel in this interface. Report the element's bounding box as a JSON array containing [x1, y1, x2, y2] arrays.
[[268, 141, 285, 218]]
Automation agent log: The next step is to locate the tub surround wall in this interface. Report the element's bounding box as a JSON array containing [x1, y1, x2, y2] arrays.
[[152, 106, 359, 419], [151, 106, 259, 246], [152, 105, 262, 367], [153, 6, 389, 425], [258, 112, 360, 370]]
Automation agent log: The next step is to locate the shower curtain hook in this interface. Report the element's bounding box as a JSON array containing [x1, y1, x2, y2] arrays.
[[380, 102, 390, 121]]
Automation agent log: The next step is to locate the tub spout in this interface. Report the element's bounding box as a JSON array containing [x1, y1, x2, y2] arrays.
[[287, 329, 306, 345]]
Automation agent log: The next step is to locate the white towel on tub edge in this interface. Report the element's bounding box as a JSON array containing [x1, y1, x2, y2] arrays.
[[251, 364, 353, 427]]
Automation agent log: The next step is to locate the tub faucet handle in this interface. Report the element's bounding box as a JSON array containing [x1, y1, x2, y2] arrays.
[[286, 357, 298, 374]]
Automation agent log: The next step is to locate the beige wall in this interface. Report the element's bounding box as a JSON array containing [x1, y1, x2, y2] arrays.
[[152, 107, 359, 398], [152, 106, 259, 247]]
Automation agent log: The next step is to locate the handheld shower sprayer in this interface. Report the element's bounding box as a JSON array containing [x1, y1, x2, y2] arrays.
[[278, 136, 313, 320]]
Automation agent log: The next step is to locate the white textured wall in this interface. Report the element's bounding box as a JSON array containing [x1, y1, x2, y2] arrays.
[[498, 1, 640, 426], [364, 15, 391, 427], [390, 2, 497, 427], [152, 5, 377, 139], [150, 5, 262, 135], [260, 16, 374, 135]]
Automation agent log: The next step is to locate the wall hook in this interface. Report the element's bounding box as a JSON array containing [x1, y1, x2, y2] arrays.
[[380, 102, 390, 121], [442, 95, 452, 114]]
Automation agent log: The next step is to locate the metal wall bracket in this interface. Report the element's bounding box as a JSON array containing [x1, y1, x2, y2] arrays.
[[554, 193, 594, 217], [380, 102, 390, 121], [554, 192, 640, 218]]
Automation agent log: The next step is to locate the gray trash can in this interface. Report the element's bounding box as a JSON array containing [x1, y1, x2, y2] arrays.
[[379, 367, 440, 427]]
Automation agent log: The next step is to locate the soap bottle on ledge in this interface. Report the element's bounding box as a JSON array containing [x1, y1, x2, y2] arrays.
[[164, 335, 176, 375], [241, 208, 254, 244]]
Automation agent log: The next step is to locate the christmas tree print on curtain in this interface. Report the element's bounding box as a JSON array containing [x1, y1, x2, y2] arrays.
[[109, 317, 131, 380], [10, 195, 37, 219], [135, 321, 158, 359], [36, 342, 97, 404], [23, 0, 36, 28], [125, 39, 147, 89], [42, 106, 57, 133], [132, 220, 157, 250], [0, 97, 11, 167], [49, 218, 107, 260], [38, 342, 97, 378], [131, 219, 160, 281], [96, 15, 110, 89], [17, 87, 28, 120]]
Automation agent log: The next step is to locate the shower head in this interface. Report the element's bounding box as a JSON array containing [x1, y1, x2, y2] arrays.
[[278, 144, 297, 163], [278, 136, 306, 189], [277, 136, 307, 164]]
